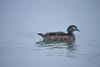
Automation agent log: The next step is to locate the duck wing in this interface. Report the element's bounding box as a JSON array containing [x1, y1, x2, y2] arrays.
[[45, 32, 67, 36]]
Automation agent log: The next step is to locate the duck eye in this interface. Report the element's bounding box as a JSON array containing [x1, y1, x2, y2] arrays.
[[72, 27, 75, 30], [72, 27, 77, 30]]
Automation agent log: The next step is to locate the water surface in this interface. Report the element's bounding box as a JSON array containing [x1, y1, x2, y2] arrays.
[[0, 31, 100, 67]]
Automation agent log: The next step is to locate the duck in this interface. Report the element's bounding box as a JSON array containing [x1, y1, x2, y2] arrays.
[[37, 25, 80, 43]]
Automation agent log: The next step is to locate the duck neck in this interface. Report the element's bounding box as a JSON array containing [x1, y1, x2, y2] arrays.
[[68, 32, 74, 35], [68, 32, 75, 40]]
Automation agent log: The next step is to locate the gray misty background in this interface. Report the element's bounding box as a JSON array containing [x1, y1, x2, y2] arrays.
[[0, 0, 100, 42], [0, 0, 100, 67]]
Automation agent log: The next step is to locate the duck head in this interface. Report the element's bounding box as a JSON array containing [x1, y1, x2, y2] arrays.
[[67, 25, 80, 34]]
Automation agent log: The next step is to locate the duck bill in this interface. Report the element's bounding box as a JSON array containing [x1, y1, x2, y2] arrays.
[[76, 29, 80, 32]]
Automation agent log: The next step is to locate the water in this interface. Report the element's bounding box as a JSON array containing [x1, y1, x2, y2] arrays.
[[0, 31, 100, 67]]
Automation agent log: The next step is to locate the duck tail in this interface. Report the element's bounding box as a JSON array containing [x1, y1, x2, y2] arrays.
[[37, 33, 45, 38]]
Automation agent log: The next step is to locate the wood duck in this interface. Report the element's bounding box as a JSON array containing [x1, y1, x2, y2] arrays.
[[37, 25, 80, 43]]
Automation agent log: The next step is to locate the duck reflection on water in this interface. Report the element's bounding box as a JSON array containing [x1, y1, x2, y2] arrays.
[[36, 39, 77, 57]]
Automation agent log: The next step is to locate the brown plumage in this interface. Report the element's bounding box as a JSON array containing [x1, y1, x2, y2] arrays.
[[37, 25, 80, 42]]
